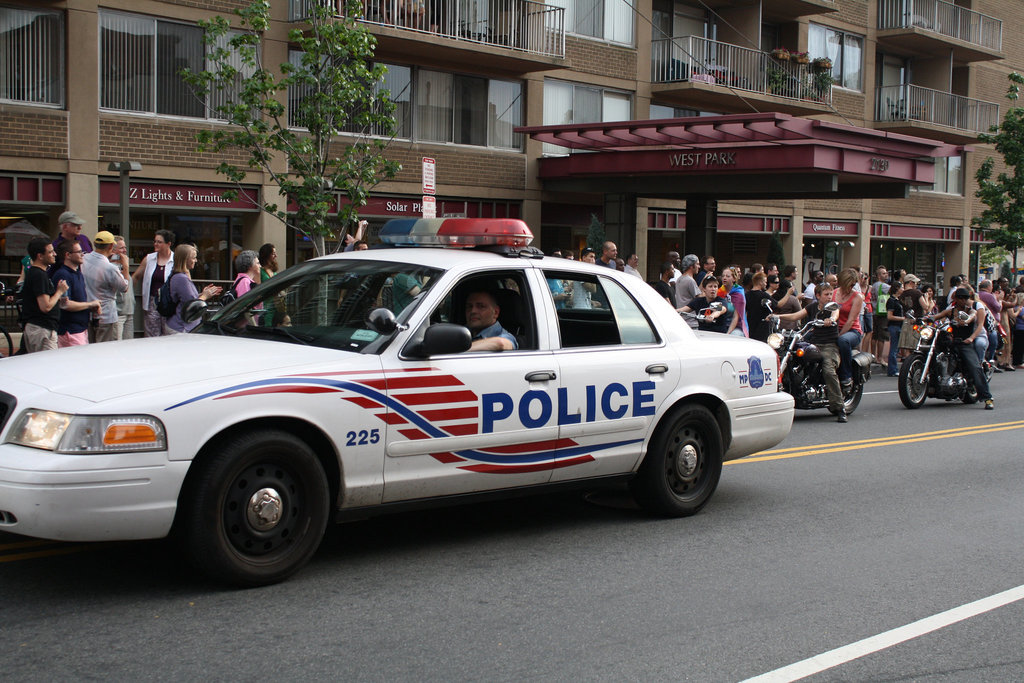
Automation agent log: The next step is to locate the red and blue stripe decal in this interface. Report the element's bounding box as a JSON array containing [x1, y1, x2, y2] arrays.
[[167, 368, 639, 472]]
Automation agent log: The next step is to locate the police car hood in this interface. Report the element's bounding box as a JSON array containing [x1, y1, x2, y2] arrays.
[[1, 335, 347, 403]]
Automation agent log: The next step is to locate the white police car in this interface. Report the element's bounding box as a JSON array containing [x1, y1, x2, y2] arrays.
[[0, 218, 793, 585]]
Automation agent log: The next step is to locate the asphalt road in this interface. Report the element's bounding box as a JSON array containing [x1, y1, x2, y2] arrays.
[[2, 370, 1023, 681]]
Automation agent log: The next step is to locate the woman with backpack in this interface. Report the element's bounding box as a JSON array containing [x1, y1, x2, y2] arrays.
[[164, 244, 222, 334]]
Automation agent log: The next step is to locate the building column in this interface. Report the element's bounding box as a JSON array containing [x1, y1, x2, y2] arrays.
[[786, 211, 803, 273], [685, 198, 717, 258], [842, 218, 872, 272]]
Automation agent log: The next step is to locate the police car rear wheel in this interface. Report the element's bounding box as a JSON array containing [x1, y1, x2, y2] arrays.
[[630, 404, 723, 517], [181, 430, 330, 587]]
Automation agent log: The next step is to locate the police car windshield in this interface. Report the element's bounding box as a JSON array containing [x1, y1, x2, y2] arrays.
[[195, 259, 444, 352]]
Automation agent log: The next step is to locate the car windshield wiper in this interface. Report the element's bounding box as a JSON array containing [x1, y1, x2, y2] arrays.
[[244, 324, 314, 345]]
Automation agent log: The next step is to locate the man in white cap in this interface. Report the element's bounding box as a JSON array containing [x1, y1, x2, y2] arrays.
[[53, 211, 93, 256], [82, 230, 129, 342]]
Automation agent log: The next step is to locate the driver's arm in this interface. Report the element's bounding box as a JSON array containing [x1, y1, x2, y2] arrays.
[[470, 336, 514, 351]]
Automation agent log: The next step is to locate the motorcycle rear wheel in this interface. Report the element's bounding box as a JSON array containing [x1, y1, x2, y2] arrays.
[[898, 354, 928, 409], [843, 380, 863, 413]]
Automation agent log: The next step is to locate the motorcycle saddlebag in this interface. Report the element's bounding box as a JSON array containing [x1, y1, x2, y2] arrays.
[[853, 351, 872, 380]]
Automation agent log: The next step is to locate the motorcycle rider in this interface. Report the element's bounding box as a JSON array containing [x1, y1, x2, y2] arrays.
[[931, 287, 994, 410], [773, 282, 847, 422]]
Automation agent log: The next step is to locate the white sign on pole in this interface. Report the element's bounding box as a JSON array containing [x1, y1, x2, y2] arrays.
[[422, 157, 436, 195], [422, 195, 436, 219]]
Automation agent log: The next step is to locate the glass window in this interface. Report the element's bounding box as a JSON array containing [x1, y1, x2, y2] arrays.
[[417, 70, 453, 142], [100, 11, 247, 118], [603, 277, 658, 344], [808, 23, 863, 91], [0, 6, 63, 106], [543, 79, 633, 154], [913, 155, 963, 195], [552, 0, 632, 44], [157, 21, 204, 117], [426, 271, 536, 350], [547, 272, 656, 347], [200, 259, 444, 352]]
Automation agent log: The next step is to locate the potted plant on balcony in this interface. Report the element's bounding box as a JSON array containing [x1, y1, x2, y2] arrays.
[[793, 51, 810, 65], [770, 47, 791, 61], [812, 57, 833, 72], [812, 71, 835, 100]]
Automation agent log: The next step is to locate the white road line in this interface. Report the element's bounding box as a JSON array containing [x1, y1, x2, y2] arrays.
[[741, 584, 1024, 683], [864, 389, 898, 395]]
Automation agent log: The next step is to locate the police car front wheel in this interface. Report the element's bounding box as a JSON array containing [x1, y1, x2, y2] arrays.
[[630, 404, 723, 517], [179, 430, 330, 587]]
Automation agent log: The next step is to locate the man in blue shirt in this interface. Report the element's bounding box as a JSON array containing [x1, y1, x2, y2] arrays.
[[51, 239, 101, 347], [465, 290, 517, 351]]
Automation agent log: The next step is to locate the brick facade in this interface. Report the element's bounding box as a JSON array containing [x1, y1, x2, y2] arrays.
[[0, 108, 67, 159], [564, 36, 637, 81], [99, 117, 250, 169]]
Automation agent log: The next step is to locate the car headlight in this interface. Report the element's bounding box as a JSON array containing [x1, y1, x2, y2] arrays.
[[766, 332, 785, 349], [919, 326, 935, 340], [6, 410, 167, 454]]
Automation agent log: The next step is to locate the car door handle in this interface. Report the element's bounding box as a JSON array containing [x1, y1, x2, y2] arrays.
[[646, 363, 669, 375], [525, 371, 557, 382]]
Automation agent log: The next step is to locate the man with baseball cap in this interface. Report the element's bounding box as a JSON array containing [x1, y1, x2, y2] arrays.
[[82, 230, 129, 342], [53, 210, 93, 256]]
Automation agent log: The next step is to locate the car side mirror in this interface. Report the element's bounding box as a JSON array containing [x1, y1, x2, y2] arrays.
[[183, 298, 208, 323], [405, 323, 472, 357]]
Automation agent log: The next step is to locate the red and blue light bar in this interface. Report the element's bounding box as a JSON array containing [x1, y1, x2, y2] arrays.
[[378, 218, 534, 247]]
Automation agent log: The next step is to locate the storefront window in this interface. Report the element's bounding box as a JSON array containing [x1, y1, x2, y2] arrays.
[[99, 211, 242, 283]]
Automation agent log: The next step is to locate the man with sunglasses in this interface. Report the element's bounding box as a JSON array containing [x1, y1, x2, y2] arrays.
[[51, 239, 102, 348]]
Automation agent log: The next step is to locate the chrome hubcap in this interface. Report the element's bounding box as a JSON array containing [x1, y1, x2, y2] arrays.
[[247, 487, 283, 531], [676, 444, 699, 478]]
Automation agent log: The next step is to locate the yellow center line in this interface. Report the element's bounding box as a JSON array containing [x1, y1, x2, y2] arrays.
[[729, 419, 1024, 464], [0, 543, 115, 563], [0, 539, 58, 552]]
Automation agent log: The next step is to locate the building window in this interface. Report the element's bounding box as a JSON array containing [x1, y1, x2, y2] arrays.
[[416, 70, 522, 149], [100, 11, 248, 118], [0, 6, 63, 106], [649, 104, 720, 119], [288, 53, 412, 137], [551, 0, 633, 44], [913, 155, 963, 195], [543, 80, 632, 155], [291, 59, 518, 150], [808, 23, 863, 91]]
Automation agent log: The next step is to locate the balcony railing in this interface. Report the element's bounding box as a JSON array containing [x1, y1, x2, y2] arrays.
[[291, 0, 565, 58], [652, 37, 833, 106], [876, 84, 999, 134], [878, 0, 1001, 52]]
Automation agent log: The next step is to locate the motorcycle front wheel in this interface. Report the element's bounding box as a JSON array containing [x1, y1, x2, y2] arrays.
[[898, 353, 928, 409]]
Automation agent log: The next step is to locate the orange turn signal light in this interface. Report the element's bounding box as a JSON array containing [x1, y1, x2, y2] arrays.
[[103, 423, 158, 446]]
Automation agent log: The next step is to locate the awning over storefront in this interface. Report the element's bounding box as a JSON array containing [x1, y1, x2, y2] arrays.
[[517, 112, 964, 200]]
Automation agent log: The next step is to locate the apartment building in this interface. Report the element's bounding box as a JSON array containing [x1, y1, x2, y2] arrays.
[[0, 0, 1019, 290]]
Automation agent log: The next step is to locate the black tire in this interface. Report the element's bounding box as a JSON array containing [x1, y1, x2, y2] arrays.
[[898, 354, 928, 409], [963, 380, 978, 404], [843, 379, 864, 413], [179, 430, 330, 587], [630, 404, 723, 517]]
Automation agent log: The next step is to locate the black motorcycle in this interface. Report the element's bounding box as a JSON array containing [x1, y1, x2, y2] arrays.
[[766, 301, 871, 414], [897, 311, 994, 409]]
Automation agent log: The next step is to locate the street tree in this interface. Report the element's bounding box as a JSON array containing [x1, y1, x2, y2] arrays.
[[974, 72, 1024, 276], [183, 0, 401, 256]]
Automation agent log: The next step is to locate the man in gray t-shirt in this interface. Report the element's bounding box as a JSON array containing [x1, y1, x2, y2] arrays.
[[674, 253, 701, 310]]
